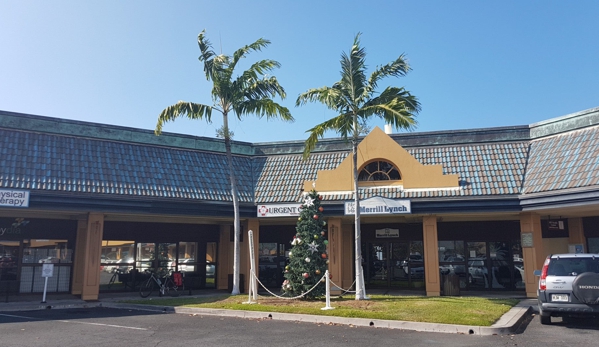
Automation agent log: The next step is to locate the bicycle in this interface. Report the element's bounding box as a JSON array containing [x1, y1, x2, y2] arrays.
[[139, 271, 179, 298]]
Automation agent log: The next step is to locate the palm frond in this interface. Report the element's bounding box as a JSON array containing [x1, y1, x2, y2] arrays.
[[155, 101, 213, 135], [368, 54, 410, 91], [234, 99, 293, 122], [230, 38, 271, 71], [339, 33, 368, 105], [296, 86, 345, 110], [303, 113, 353, 159], [197, 30, 217, 81], [243, 76, 287, 100]]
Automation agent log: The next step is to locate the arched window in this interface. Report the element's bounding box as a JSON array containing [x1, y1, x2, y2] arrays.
[[358, 160, 401, 181]]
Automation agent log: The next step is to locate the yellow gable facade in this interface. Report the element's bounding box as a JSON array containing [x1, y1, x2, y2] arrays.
[[304, 126, 459, 192]]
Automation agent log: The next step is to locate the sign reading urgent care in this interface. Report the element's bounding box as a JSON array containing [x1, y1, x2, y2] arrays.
[[345, 196, 411, 215], [0, 189, 30, 208], [257, 203, 302, 217]]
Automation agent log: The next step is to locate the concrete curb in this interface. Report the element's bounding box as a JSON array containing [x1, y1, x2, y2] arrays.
[[99, 300, 534, 336], [1, 298, 535, 335]]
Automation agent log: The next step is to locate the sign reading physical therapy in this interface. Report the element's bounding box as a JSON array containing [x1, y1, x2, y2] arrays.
[[345, 196, 411, 215], [257, 203, 302, 217], [0, 189, 29, 208]]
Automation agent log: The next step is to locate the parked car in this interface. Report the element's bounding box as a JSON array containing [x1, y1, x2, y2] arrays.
[[535, 253, 599, 325]]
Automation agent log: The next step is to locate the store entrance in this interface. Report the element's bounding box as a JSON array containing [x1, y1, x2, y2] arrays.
[[363, 241, 425, 290]]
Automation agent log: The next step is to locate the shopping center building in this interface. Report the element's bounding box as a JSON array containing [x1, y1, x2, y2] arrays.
[[1, 107, 598, 300]]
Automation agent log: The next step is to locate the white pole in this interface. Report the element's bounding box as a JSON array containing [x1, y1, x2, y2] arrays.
[[41, 277, 49, 303], [321, 270, 334, 310], [244, 229, 257, 304]]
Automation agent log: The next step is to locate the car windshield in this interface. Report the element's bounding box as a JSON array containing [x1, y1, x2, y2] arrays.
[[548, 257, 599, 276]]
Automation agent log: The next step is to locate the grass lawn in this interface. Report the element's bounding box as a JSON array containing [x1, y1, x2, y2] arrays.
[[123, 294, 518, 326]]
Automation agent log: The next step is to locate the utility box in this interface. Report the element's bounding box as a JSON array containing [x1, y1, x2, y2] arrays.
[[442, 273, 460, 296]]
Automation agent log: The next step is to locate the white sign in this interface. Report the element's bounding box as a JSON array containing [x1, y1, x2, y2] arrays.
[[257, 203, 302, 217], [0, 189, 29, 208], [42, 263, 54, 278], [344, 196, 411, 215], [376, 228, 400, 238]]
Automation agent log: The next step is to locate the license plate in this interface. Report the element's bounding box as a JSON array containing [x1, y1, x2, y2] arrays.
[[551, 294, 569, 302]]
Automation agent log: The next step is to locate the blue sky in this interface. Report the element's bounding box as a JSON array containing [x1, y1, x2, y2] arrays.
[[1, 1, 598, 143]]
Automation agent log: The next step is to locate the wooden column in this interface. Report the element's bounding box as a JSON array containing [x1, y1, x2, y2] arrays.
[[423, 216, 440, 296], [217, 225, 231, 290], [326, 218, 343, 292], [520, 212, 544, 298], [72, 213, 104, 301]]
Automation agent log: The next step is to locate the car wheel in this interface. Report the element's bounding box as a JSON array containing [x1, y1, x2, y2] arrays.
[[540, 314, 551, 325]]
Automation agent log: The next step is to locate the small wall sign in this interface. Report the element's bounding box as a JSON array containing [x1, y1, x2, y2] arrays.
[[521, 232, 534, 248]]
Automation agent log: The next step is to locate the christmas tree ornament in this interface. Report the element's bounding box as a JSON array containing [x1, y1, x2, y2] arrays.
[[288, 251, 292, 257], [307, 241, 319, 254], [313, 214, 319, 220], [315, 269, 321, 275], [326, 260, 329, 264], [305, 257, 311, 263], [313, 234, 319, 240], [321, 231, 325, 236], [304, 196, 315, 207], [323, 240, 329, 245], [303, 272, 309, 279], [318, 195, 322, 200], [323, 221, 327, 226], [321, 253, 327, 259], [318, 206, 324, 212], [298, 217, 301, 221], [285, 265, 290, 271]]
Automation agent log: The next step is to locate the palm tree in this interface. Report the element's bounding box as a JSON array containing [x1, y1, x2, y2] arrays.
[[155, 30, 293, 295], [296, 33, 420, 300]]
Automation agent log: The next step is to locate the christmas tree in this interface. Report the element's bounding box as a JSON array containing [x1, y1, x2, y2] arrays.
[[282, 189, 329, 299]]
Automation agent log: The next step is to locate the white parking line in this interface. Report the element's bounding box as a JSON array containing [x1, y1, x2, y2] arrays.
[[0, 313, 147, 331], [58, 320, 148, 330]]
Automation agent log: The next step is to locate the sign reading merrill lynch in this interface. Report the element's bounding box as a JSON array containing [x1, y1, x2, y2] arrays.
[[345, 196, 411, 215], [0, 189, 29, 208], [257, 203, 302, 217]]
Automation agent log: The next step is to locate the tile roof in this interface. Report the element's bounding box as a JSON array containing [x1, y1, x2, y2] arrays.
[[0, 128, 255, 202], [522, 125, 599, 194], [254, 142, 529, 202]]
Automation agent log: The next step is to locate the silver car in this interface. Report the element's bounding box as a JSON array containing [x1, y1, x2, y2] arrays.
[[535, 253, 599, 325]]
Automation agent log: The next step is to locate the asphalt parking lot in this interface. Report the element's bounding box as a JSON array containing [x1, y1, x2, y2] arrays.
[[0, 307, 598, 347]]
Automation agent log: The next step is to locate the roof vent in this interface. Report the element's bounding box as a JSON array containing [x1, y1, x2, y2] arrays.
[[384, 124, 392, 134]]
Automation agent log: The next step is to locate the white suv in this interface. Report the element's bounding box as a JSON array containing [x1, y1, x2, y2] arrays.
[[535, 253, 599, 325]]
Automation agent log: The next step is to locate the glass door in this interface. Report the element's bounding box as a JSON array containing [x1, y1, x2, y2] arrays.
[[466, 241, 487, 289], [364, 241, 424, 290], [389, 242, 409, 288]]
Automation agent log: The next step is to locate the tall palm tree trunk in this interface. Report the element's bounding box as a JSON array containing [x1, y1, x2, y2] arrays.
[[223, 114, 241, 295], [352, 119, 366, 300]]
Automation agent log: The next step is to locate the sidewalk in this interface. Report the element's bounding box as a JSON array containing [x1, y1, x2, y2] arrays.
[[0, 290, 536, 336]]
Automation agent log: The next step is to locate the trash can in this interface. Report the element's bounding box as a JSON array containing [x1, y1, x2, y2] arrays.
[[442, 273, 460, 296], [227, 274, 245, 293]]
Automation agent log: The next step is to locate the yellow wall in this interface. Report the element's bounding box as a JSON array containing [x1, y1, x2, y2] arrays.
[[305, 127, 458, 192]]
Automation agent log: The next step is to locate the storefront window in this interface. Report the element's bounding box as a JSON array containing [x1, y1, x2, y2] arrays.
[[588, 238, 599, 253], [177, 241, 198, 273], [439, 240, 467, 289], [22, 239, 72, 264], [21, 239, 72, 293], [0, 240, 19, 281]]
